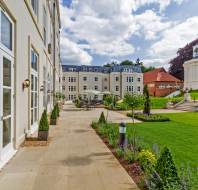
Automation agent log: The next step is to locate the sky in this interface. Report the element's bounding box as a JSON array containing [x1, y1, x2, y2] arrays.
[[59, 0, 198, 68]]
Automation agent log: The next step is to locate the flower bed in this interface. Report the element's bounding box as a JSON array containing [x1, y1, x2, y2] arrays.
[[127, 113, 170, 122], [91, 112, 192, 190]]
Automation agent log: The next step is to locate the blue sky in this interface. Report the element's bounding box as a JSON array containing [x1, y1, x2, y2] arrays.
[[59, 0, 198, 68]]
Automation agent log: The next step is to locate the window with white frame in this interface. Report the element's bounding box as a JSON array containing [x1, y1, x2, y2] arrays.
[[83, 85, 87, 90], [94, 85, 98, 90], [137, 86, 141, 92], [115, 76, 119, 82], [95, 77, 98, 81], [83, 76, 87, 81], [31, 0, 38, 16], [0, 11, 13, 51], [116, 86, 119, 91]]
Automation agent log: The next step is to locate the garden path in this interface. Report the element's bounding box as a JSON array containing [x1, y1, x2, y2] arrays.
[[0, 104, 139, 190]]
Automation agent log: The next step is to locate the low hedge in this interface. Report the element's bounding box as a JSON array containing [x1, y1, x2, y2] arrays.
[[127, 113, 170, 122]]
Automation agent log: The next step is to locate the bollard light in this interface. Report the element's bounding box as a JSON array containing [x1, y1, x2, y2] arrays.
[[119, 122, 126, 149]]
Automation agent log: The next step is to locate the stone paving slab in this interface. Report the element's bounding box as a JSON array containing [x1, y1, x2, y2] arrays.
[[0, 105, 139, 190]]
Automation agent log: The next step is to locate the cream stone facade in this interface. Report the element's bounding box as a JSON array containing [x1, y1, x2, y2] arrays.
[[62, 65, 143, 101], [184, 58, 198, 90], [0, 0, 61, 168], [184, 45, 198, 90]]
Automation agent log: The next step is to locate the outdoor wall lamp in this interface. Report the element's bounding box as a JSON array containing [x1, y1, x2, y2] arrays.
[[22, 79, 30, 90], [40, 85, 44, 91]]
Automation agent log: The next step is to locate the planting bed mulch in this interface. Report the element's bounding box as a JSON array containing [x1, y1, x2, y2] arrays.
[[21, 137, 52, 147], [93, 128, 146, 190]]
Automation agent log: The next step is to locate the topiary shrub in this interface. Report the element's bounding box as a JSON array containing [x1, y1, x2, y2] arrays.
[[50, 106, 57, 125], [39, 110, 49, 131], [55, 103, 60, 117], [38, 110, 49, 141], [138, 149, 156, 172], [98, 112, 106, 124], [155, 147, 180, 188]]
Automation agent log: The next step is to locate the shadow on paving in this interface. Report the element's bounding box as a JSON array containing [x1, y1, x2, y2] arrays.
[[63, 151, 112, 167]]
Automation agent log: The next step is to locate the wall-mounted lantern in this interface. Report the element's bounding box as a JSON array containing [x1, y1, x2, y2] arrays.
[[22, 79, 30, 90], [40, 85, 44, 92]]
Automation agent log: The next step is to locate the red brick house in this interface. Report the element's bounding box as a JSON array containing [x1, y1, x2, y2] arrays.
[[144, 68, 183, 97]]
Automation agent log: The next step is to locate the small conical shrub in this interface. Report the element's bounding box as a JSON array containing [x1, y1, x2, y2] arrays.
[[39, 110, 49, 131], [55, 103, 60, 117], [51, 106, 57, 120], [98, 112, 106, 124], [155, 147, 180, 188]]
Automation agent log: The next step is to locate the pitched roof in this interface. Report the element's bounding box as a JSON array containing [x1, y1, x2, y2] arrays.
[[144, 68, 181, 83]]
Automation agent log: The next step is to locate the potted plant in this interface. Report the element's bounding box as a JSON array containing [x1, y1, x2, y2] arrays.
[[38, 110, 49, 141], [50, 106, 57, 125], [55, 103, 60, 117]]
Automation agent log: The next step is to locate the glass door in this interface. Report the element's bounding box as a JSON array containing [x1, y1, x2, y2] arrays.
[[30, 49, 38, 131], [0, 50, 14, 157]]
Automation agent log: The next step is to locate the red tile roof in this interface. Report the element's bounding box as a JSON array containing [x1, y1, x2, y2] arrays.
[[144, 68, 181, 83]]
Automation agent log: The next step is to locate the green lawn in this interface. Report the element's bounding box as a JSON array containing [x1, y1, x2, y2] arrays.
[[190, 90, 198, 100], [126, 112, 198, 169]]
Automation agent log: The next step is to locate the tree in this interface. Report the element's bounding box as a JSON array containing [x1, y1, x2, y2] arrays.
[[143, 85, 151, 115], [104, 94, 117, 109], [156, 147, 180, 188], [124, 93, 144, 153], [142, 66, 155, 73], [120, 60, 134, 66], [169, 38, 198, 80], [124, 93, 144, 124]]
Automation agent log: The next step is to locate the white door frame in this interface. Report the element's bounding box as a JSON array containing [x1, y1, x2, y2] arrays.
[[0, 7, 15, 162], [0, 49, 14, 160]]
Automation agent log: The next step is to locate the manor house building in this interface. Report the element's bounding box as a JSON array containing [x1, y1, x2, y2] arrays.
[[62, 65, 143, 100], [184, 45, 198, 90], [0, 0, 61, 167]]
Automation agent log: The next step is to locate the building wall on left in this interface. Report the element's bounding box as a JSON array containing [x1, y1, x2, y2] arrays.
[[0, 0, 61, 168]]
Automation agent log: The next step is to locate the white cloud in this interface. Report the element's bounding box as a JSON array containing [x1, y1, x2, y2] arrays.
[[145, 16, 198, 68], [59, 0, 186, 65], [60, 36, 92, 65], [134, 10, 173, 40]]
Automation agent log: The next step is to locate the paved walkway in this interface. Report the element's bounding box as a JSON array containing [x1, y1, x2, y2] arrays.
[[0, 105, 138, 190]]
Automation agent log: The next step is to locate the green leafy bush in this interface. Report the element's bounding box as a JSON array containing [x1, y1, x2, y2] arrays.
[[39, 110, 49, 131], [98, 112, 106, 124], [156, 147, 180, 189], [124, 149, 136, 163], [138, 149, 156, 172], [127, 113, 170, 122], [107, 126, 119, 148], [115, 148, 124, 158]]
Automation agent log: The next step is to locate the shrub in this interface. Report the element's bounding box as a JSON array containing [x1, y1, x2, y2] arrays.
[[91, 121, 98, 129], [98, 112, 106, 124], [51, 106, 57, 120], [138, 149, 156, 172], [156, 147, 180, 189], [107, 126, 119, 148], [115, 148, 124, 158], [39, 110, 49, 131], [98, 124, 109, 137], [55, 103, 60, 117], [127, 113, 170, 122], [124, 149, 136, 163]]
